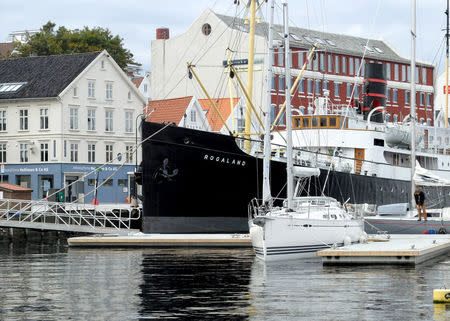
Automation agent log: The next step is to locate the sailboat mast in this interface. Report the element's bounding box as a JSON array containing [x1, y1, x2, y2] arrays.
[[262, 0, 275, 204], [244, 0, 257, 153], [282, 0, 293, 209], [410, 0, 417, 209], [446, 0, 449, 129]]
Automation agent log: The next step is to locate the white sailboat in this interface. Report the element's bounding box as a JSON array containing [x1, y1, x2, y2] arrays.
[[248, 0, 364, 262]]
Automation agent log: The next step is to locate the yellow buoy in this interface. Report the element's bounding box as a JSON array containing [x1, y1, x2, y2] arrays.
[[433, 289, 450, 303]]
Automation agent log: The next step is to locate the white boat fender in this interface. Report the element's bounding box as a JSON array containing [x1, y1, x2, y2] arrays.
[[343, 236, 352, 246], [359, 232, 368, 244]]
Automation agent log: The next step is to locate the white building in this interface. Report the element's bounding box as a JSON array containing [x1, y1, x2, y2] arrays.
[[0, 50, 146, 202]]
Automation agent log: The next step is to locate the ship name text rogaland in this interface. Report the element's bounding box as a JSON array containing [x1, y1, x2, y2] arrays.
[[203, 154, 246, 166]]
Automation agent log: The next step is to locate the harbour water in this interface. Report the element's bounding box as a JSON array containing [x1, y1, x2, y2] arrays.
[[0, 238, 449, 320]]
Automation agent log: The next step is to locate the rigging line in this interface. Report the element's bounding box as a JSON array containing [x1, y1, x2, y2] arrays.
[[193, 2, 244, 65], [43, 123, 173, 204], [320, 0, 383, 195], [145, 74, 188, 121], [151, 6, 225, 102]]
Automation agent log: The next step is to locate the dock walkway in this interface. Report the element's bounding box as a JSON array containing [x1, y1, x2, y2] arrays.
[[318, 234, 450, 265]]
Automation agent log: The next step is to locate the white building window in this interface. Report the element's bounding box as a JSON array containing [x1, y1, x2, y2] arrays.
[[392, 89, 397, 103], [20, 143, 28, 162], [87, 108, 96, 131], [40, 108, 48, 130], [105, 144, 113, 162], [386, 63, 391, 80], [128, 91, 131, 100], [88, 81, 95, 98], [420, 92, 424, 105], [105, 110, 113, 132], [405, 91, 410, 104], [401, 65, 406, 81], [40, 143, 48, 162], [144, 84, 148, 93], [0, 143, 6, 163], [19, 109, 28, 130], [106, 82, 113, 100], [0, 110, 6, 131], [298, 52, 304, 69], [334, 83, 340, 97], [125, 144, 133, 163], [73, 87, 78, 97], [335, 56, 340, 73], [69, 108, 78, 130], [394, 64, 399, 80], [327, 54, 332, 73], [125, 111, 133, 133], [422, 67, 427, 84], [88, 143, 96, 162], [346, 83, 352, 98], [349, 57, 354, 75], [190, 110, 196, 122], [307, 79, 313, 94], [70, 143, 78, 162]]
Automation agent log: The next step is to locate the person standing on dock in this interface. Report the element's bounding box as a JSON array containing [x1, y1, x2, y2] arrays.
[[414, 189, 427, 221]]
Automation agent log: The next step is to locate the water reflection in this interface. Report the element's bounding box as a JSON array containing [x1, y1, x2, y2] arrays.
[[248, 255, 450, 321], [138, 248, 254, 320], [0, 240, 448, 321]]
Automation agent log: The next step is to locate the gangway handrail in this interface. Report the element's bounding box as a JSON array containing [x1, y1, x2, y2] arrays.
[[0, 198, 141, 234]]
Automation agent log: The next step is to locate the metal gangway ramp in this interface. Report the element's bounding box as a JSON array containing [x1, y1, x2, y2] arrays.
[[0, 198, 141, 235]]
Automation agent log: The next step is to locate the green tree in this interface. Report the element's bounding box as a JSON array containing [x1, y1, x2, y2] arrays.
[[13, 21, 136, 70]]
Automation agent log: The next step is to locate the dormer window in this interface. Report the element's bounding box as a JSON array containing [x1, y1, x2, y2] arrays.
[[0, 82, 27, 93], [374, 47, 384, 53], [290, 33, 301, 41], [325, 39, 336, 46], [303, 35, 314, 43]]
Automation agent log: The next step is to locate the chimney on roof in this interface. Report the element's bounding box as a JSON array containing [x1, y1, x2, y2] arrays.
[[156, 28, 170, 40]]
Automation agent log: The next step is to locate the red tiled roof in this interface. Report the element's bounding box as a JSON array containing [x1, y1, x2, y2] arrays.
[[0, 182, 32, 192], [0, 43, 14, 59], [146, 96, 193, 124], [131, 77, 144, 88], [198, 97, 240, 131]]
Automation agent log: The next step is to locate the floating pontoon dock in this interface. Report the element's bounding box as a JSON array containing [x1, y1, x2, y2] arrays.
[[68, 232, 251, 247], [318, 234, 450, 265]]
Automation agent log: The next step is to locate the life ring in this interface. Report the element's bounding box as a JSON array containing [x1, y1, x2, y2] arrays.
[[438, 227, 447, 234], [57, 192, 64, 202]]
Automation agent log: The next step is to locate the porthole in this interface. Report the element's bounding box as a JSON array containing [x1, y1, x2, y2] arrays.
[[202, 23, 212, 36]]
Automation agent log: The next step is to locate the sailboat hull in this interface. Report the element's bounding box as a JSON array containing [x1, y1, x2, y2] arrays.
[[249, 217, 364, 261], [141, 122, 450, 233]]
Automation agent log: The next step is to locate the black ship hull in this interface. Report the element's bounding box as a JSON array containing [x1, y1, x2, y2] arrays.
[[141, 122, 450, 233]]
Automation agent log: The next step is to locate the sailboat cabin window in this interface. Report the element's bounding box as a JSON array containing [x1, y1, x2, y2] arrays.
[[202, 23, 211, 36]]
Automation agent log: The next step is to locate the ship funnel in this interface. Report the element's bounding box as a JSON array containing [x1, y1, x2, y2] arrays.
[[362, 62, 386, 123]]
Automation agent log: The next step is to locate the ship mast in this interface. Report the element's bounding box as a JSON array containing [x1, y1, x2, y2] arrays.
[[410, 0, 417, 210], [262, 0, 275, 204], [282, 0, 293, 209], [446, 0, 449, 129], [244, 0, 257, 153]]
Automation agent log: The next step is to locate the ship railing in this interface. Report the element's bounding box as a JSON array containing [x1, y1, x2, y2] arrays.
[[0, 198, 141, 232]]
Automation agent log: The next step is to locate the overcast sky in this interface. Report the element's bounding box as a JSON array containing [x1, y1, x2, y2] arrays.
[[0, 0, 448, 73]]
